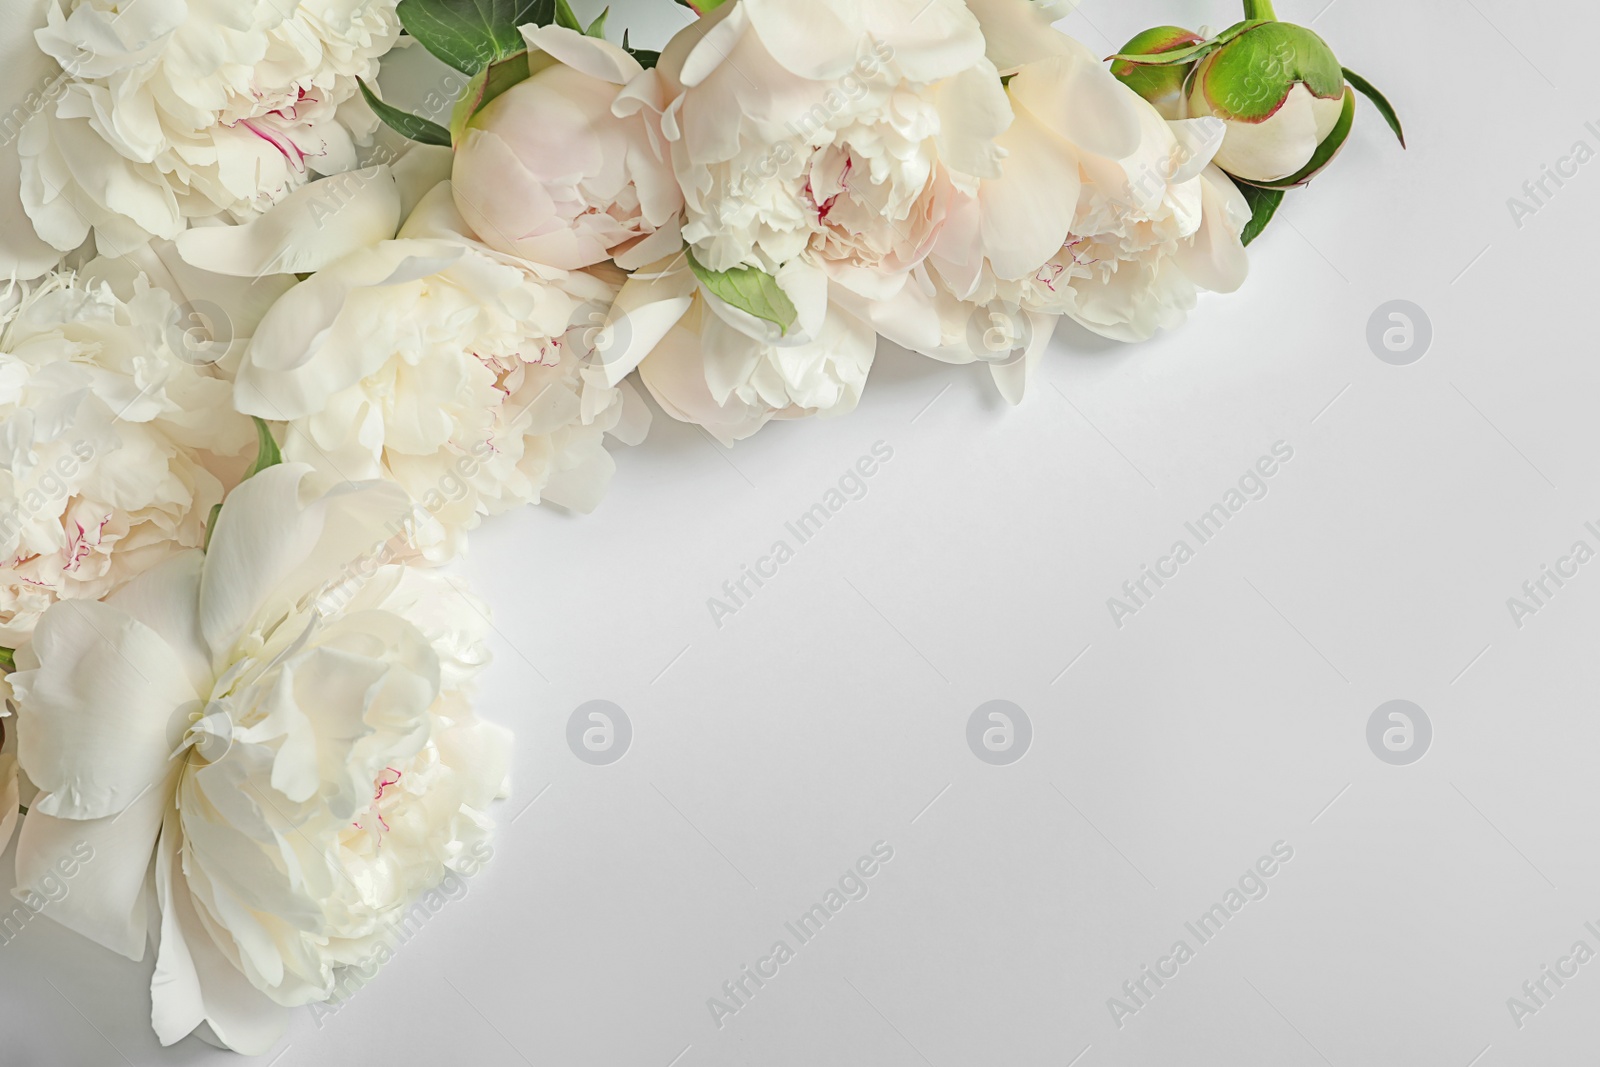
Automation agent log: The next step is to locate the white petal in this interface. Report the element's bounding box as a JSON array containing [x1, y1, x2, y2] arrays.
[[14, 596, 200, 820], [1198, 83, 1323, 183], [198, 465, 411, 664], [0, 0, 63, 279], [600, 257, 697, 385], [523, 24, 642, 86], [235, 239, 463, 419], [174, 166, 401, 278], [151, 815, 287, 1054], [12, 770, 172, 960]]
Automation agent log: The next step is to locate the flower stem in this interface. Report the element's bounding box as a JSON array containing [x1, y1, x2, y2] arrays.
[[1243, 0, 1277, 18]]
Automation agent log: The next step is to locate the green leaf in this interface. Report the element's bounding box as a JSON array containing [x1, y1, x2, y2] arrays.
[[621, 29, 659, 69], [1343, 66, 1405, 148], [686, 250, 798, 336], [397, 0, 551, 73], [553, 0, 583, 31], [1243, 87, 1355, 188], [358, 79, 452, 146], [584, 6, 608, 37], [1106, 20, 1261, 68], [248, 417, 283, 479], [1236, 182, 1285, 246], [449, 52, 533, 141], [0, 646, 13, 672]]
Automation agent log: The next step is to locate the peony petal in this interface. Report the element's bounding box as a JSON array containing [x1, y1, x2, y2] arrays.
[[13, 596, 200, 821], [1198, 82, 1323, 183], [962, 0, 1073, 71], [977, 110, 1080, 281], [599, 255, 697, 385], [104, 550, 212, 697], [12, 769, 172, 960], [151, 815, 287, 1054], [0, 0, 64, 279], [174, 166, 401, 278], [235, 239, 463, 419], [198, 464, 412, 666], [1012, 43, 1143, 163], [523, 24, 642, 86]]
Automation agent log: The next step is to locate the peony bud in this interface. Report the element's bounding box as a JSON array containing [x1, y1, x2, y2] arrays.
[[1111, 26, 1206, 120], [1185, 20, 1347, 183], [451, 26, 681, 271]]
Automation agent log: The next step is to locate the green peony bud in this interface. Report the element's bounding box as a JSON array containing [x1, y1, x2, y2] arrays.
[[1187, 20, 1347, 183], [1111, 27, 1206, 120]]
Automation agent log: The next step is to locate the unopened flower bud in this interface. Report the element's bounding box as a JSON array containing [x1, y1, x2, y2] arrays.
[[1186, 21, 1347, 183], [1111, 27, 1205, 120]]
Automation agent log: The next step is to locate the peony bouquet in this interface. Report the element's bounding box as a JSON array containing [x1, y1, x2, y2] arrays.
[[0, 0, 1400, 1053]]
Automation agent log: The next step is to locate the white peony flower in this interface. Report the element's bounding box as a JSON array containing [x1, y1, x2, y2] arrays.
[[863, 15, 1250, 397], [10, 0, 399, 270], [0, 270, 254, 647], [236, 182, 649, 560], [452, 25, 683, 271], [599, 253, 874, 445], [645, 0, 1011, 298], [9, 463, 512, 1053]]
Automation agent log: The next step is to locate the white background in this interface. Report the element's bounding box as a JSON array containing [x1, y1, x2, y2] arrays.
[[6, 0, 1600, 1064]]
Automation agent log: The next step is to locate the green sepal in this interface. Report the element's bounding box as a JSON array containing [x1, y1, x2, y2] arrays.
[[1343, 67, 1405, 148], [686, 250, 798, 336], [450, 52, 533, 142], [1240, 87, 1356, 188], [358, 79, 452, 146], [1236, 182, 1285, 246], [396, 0, 550, 73], [553, 0, 583, 31], [1111, 27, 1205, 105], [202, 503, 223, 552], [584, 7, 608, 37], [247, 417, 283, 479], [1196, 21, 1344, 122], [1106, 20, 1262, 68], [622, 30, 660, 69]]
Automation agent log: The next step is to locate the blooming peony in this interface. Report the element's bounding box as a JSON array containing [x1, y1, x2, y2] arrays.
[[0, 270, 254, 647], [594, 247, 876, 444], [235, 183, 649, 560], [863, 10, 1249, 396], [452, 25, 682, 271], [9, 463, 512, 1053], [9, 0, 399, 271], [644, 0, 1011, 298]]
